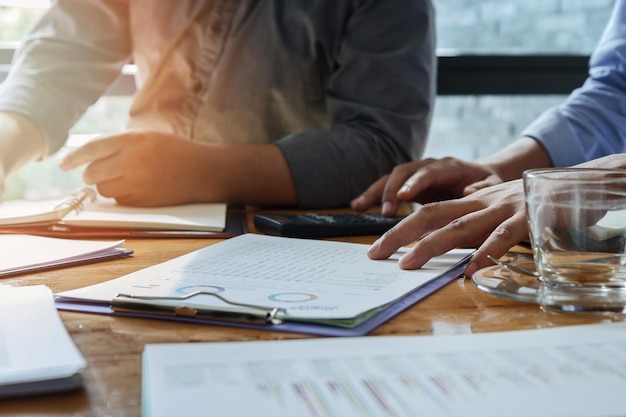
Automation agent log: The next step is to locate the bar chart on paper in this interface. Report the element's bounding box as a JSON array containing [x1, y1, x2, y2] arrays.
[[191, 348, 624, 416], [143, 323, 626, 417]]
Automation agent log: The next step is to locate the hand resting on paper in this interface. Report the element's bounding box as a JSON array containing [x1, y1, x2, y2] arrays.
[[368, 178, 527, 277], [367, 154, 626, 278]]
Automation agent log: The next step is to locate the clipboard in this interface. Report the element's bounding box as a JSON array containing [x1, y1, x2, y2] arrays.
[[54, 249, 470, 337]]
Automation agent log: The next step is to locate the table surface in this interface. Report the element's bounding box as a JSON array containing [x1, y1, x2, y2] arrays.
[[1, 210, 619, 417]]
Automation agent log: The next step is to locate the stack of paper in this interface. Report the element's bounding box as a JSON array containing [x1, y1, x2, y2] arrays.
[[0, 285, 86, 397], [0, 234, 131, 277]]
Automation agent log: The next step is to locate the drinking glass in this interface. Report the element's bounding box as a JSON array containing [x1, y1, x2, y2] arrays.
[[523, 168, 626, 313]]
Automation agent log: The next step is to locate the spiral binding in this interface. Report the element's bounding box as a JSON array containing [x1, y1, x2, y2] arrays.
[[53, 187, 97, 216]]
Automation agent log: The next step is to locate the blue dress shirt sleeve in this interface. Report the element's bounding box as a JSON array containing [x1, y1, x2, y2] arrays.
[[522, 0, 626, 167]]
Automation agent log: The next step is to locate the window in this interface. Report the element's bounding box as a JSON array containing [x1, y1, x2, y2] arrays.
[[0, 2, 45, 41], [0, 3, 132, 200], [425, 0, 615, 160], [0, 1, 618, 199]]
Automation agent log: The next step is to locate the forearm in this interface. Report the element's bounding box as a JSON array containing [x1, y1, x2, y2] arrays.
[[476, 136, 553, 182], [0, 1, 131, 153], [0, 112, 46, 178], [192, 143, 298, 207]]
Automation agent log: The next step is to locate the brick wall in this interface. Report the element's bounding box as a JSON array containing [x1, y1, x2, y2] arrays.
[[425, 0, 616, 160]]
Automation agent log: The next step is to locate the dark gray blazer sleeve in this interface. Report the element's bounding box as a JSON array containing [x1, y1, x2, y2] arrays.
[[277, 0, 436, 208]]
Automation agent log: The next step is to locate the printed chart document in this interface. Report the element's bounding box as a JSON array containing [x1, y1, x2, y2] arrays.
[[0, 285, 86, 398], [0, 234, 131, 277], [142, 323, 626, 417], [0, 187, 231, 237], [55, 234, 473, 336]]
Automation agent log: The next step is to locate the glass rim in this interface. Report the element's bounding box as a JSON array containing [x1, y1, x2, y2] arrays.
[[523, 167, 626, 183]]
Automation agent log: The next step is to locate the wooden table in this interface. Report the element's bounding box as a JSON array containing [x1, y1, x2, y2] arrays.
[[0, 212, 617, 417]]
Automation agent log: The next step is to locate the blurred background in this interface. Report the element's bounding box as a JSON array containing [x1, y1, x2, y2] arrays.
[[0, 0, 616, 200]]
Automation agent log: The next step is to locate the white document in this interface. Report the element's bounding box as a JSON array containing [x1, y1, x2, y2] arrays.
[[57, 233, 472, 326], [142, 322, 626, 417], [0, 285, 86, 397]]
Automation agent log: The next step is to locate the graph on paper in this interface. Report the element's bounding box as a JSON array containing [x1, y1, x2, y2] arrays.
[[143, 324, 626, 417]]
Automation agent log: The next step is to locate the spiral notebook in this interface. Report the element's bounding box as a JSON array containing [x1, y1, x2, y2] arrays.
[[0, 187, 243, 238]]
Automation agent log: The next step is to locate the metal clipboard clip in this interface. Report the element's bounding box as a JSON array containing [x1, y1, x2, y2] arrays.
[[111, 290, 287, 325]]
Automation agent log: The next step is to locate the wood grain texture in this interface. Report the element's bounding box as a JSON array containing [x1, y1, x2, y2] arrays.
[[0, 209, 613, 417]]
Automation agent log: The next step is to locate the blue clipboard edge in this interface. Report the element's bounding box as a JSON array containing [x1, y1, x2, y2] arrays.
[[54, 253, 471, 337]]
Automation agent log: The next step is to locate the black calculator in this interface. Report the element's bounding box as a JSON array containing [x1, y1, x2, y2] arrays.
[[253, 212, 405, 238]]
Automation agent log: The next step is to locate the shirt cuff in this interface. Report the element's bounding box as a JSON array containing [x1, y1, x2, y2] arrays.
[[276, 130, 351, 208], [520, 107, 588, 168]]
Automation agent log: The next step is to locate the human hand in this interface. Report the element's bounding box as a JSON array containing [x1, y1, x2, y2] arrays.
[[59, 130, 208, 206], [350, 157, 503, 216], [574, 153, 626, 170], [367, 178, 528, 277]]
